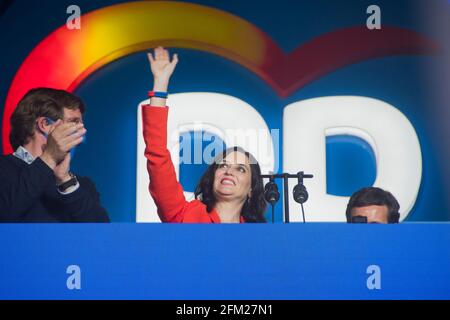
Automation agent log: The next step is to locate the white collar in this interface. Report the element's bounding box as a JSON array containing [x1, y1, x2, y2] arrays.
[[13, 146, 36, 164]]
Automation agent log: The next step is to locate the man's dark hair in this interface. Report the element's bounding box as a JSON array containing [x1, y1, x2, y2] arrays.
[[9, 87, 85, 150], [194, 146, 267, 223], [346, 187, 400, 223]]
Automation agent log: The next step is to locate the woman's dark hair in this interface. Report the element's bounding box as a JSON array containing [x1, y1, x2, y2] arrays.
[[194, 146, 267, 222], [346, 187, 400, 223], [10, 87, 85, 150]]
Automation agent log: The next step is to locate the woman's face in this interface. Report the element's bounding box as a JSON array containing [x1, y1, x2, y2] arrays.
[[213, 151, 252, 202]]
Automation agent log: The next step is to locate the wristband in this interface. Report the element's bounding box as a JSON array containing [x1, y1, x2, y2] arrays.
[[57, 173, 78, 192], [148, 91, 168, 99]]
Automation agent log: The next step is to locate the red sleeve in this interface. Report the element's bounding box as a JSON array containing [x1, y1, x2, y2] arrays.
[[142, 105, 189, 223]]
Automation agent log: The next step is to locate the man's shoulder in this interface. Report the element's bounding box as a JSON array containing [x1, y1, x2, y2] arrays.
[[0, 155, 24, 182], [0, 154, 21, 168], [0, 153, 15, 160]]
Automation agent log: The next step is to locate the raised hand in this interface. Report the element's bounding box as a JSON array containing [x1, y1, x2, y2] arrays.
[[147, 46, 178, 92]]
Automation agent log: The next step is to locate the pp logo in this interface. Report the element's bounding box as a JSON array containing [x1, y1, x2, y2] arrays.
[[136, 94, 422, 223]]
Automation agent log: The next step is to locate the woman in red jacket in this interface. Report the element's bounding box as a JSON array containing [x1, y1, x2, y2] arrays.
[[143, 47, 266, 223]]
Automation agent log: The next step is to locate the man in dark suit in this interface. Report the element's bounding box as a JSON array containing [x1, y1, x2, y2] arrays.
[[0, 87, 109, 222]]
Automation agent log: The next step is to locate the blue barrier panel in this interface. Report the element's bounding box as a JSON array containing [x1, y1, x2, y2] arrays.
[[0, 223, 449, 299]]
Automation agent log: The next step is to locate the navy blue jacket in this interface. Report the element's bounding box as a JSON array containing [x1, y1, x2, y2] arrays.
[[0, 154, 109, 222]]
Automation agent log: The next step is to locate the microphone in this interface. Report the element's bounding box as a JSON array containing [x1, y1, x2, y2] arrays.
[[264, 181, 280, 204], [293, 172, 310, 223], [293, 183, 308, 204], [264, 180, 279, 223]]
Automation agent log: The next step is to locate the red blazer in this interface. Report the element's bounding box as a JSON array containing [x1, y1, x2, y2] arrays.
[[142, 105, 244, 223]]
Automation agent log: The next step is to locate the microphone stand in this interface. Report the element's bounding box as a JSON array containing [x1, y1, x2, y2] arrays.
[[261, 172, 313, 223]]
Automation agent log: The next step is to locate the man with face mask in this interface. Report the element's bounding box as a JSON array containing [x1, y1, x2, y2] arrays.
[[0, 87, 109, 222]]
